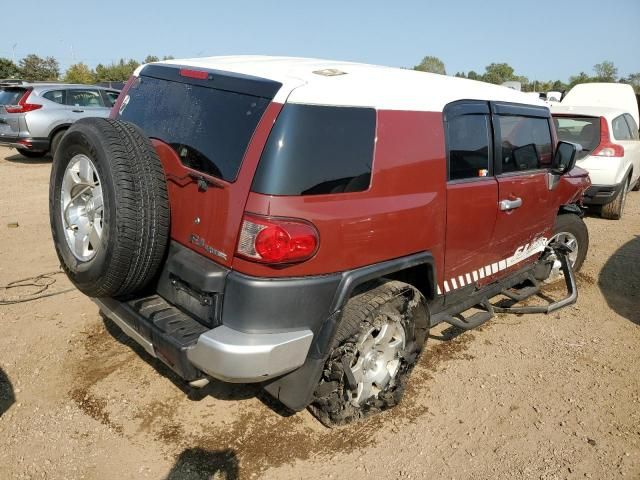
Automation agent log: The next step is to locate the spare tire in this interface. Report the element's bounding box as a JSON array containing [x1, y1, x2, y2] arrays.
[[49, 118, 170, 297]]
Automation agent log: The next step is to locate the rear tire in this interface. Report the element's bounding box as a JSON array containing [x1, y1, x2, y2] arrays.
[[601, 178, 629, 220], [49, 117, 170, 297], [18, 149, 47, 158], [632, 177, 640, 192], [309, 280, 429, 427]]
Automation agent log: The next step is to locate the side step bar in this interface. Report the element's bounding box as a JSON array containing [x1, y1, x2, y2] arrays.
[[492, 242, 577, 315], [440, 243, 577, 331]]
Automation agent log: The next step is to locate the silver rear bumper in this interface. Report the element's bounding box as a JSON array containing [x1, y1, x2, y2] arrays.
[[92, 297, 313, 383], [187, 326, 313, 383]]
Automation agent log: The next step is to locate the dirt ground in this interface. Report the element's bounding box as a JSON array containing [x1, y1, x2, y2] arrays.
[[0, 145, 638, 480]]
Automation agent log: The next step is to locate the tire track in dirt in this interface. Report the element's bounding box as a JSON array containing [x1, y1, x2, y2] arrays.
[[65, 315, 478, 477]]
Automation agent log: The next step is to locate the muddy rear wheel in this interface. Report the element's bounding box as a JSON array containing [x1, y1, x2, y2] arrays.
[[309, 280, 429, 427]]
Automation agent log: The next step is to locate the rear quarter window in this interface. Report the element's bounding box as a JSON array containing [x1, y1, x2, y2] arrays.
[[251, 104, 376, 196]]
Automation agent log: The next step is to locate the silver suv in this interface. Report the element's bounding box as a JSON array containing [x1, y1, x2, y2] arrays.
[[0, 83, 120, 158]]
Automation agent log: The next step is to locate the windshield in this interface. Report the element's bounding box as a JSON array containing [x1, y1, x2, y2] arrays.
[[118, 75, 270, 182], [0, 88, 26, 106], [553, 116, 600, 158]]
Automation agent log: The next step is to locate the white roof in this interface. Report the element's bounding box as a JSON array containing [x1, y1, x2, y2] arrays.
[[550, 104, 629, 121], [560, 82, 639, 126], [146, 55, 547, 112]]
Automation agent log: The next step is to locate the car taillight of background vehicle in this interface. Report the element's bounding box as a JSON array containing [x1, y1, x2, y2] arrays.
[[592, 116, 624, 157], [4, 89, 42, 113], [237, 214, 319, 264]]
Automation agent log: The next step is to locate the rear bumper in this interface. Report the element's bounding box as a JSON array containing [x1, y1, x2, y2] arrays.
[[582, 182, 625, 206], [93, 296, 314, 383], [0, 135, 49, 151]]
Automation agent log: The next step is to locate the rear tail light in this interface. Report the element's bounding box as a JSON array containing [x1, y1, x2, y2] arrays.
[[237, 213, 319, 264], [592, 117, 624, 157], [4, 89, 42, 113]]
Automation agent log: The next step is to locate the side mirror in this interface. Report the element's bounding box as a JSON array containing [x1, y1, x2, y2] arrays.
[[552, 141, 581, 175]]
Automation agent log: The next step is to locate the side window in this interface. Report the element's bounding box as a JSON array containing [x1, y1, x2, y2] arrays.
[[623, 114, 639, 140], [497, 116, 552, 173], [66, 89, 105, 108], [447, 114, 491, 180], [43, 90, 65, 104], [103, 90, 120, 107], [252, 104, 375, 195], [612, 115, 632, 140]]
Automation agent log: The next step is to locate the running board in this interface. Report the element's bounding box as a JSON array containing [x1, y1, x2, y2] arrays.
[[491, 243, 577, 314], [441, 300, 494, 331], [435, 243, 577, 331]]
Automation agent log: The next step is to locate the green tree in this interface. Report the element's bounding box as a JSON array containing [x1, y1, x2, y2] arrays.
[[593, 61, 618, 82], [19, 54, 59, 81], [143, 55, 160, 64], [568, 71, 594, 88], [481, 63, 516, 84], [0, 58, 20, 79], [95, 59, 140, 82], [467, 70, 481, 81], [414, 56, 446, 75], [620, 73, 640, 93], [162, 55, 175, 60], [64, 62, 96, 84]]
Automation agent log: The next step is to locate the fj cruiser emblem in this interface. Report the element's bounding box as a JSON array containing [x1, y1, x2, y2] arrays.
[[189, 234, 228, 260]]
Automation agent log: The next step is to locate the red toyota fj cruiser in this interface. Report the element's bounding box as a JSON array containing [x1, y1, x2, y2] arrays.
[[49, 56, 590, 426]]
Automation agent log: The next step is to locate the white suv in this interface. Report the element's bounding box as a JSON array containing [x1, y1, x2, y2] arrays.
[[552, 101, 640, 219]]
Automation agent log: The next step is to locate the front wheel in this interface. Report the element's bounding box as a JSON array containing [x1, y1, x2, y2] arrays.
[[545, 214, 589, 283], [309, 280, 429, 427]]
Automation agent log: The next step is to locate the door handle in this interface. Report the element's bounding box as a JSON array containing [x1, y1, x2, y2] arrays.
[[72, 109, 84, 113], [499, 197, 523, 211]]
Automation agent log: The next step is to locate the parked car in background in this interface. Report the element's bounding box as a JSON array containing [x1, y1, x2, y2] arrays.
[[551, 82, 640, 219], [552, 106, 640, 218], [0, 83, 120, 158], [561, 83, 639, 127]]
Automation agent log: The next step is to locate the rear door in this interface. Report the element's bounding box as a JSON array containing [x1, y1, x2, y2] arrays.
[[490, 102, 555, 276], [65, 88, 111, 120], [116, 65, 282, 267], [442, 100, 499, 295]]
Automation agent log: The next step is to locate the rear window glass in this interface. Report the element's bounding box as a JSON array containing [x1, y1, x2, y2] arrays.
[[252, 104, 375, 196], [0, 88, 26, 105], [553, 116, 600, 156], [118, 75, 269, 182]]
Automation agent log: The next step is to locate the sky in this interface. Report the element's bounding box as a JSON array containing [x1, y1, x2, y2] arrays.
[[2, 0, 639, 82]]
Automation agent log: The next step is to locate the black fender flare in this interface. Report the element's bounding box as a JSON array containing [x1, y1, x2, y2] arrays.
[[263, 251, 436, 411]]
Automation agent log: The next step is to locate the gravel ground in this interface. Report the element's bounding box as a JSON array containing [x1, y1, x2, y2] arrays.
[[0, 145, 638, 479]]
